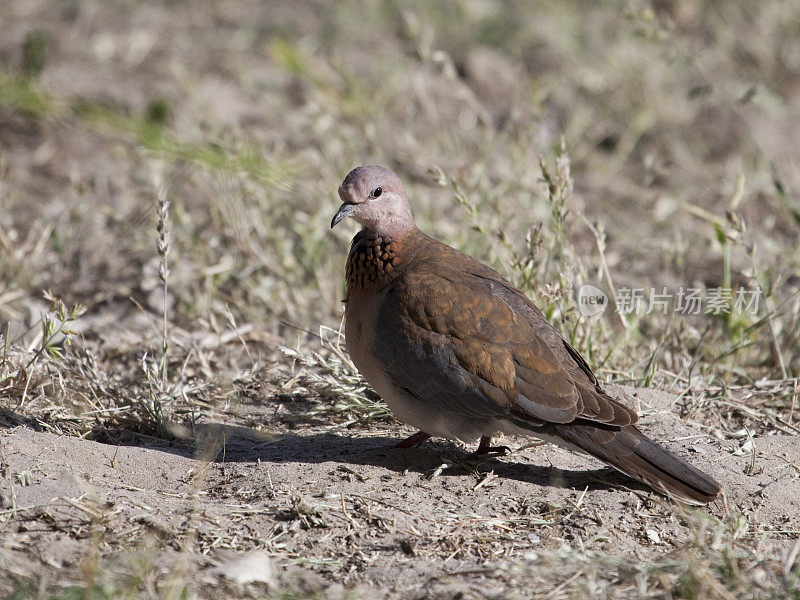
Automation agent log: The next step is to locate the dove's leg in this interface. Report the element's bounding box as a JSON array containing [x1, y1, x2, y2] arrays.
[[393, 431, 431, 448], [473, 435, 510, 456]]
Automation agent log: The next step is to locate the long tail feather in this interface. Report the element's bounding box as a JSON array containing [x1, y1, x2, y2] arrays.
[[549, 423, 721, 504]]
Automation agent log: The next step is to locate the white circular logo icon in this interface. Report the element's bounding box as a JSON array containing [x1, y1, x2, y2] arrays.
[[577, 284, 608, 317]]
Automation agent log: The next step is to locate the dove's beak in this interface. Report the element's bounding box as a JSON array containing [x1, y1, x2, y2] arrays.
[[330, 203, 355, 229]]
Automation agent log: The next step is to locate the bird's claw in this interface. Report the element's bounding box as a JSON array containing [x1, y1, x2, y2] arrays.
[[392, 431, 431, 449], [472, 435, 511, 457]]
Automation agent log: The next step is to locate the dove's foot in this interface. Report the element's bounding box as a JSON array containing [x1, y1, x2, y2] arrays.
[[392, 431, 431, 449], [472, 435, 510, 457]]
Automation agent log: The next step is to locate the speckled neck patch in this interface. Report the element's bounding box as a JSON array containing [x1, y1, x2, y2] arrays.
[[346, 233, 399, 293]]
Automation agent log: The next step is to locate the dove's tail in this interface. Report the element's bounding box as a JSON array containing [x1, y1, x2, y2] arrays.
[[546, 423, 721, 505]]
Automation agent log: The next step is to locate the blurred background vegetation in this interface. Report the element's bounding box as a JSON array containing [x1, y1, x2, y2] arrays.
[[0, 0, 798, 434]]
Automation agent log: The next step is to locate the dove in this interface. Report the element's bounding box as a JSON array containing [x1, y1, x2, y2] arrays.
[[331, 165, 720, 504]]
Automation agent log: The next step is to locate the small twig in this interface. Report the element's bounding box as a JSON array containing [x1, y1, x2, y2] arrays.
[[744, 428, 757, 475], [223, 305, 253, 365], [428, 463, 451, 479], [156, 185, 171, 385], [473, 471, 497, 491], [104, 447, 119, 469], [579, 212, 626, 329], [349, 494, 441, 524], [542, 569, 585, 599], [62, 496, 105, 520], [340, 493, 357, 528]]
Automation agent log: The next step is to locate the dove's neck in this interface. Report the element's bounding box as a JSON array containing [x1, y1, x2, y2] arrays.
[[354, 204, 415, 240], [345, 227, 421, 297]]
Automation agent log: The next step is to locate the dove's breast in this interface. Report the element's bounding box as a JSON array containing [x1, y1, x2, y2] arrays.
[[344, 280, 497, 441]]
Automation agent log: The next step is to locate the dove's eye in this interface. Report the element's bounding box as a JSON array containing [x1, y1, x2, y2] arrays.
[[371, 187, 382, 198]]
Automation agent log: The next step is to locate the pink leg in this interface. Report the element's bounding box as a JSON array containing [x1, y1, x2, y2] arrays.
[[393, 431, 431, 449], [473, 435, 510, 456]]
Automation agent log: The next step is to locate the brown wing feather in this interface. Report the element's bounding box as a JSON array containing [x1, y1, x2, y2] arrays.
[[436, 239, 632, 424], [376, 236, 634, 428]]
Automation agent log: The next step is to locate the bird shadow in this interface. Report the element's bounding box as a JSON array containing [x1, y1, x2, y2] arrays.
[[149, 422, 642, 495], [3, 418, 648, 495]]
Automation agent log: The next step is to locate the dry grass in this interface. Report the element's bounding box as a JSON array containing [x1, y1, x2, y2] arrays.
[[1, 0, 799, 598]]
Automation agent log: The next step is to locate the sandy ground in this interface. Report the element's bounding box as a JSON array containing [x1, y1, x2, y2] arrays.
[[2, 385, 798, 598]]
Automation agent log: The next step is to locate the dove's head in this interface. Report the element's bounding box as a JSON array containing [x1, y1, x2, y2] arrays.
[[331, 165, 414, 237]]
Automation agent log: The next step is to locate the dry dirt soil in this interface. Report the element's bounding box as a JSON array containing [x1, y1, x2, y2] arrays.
[[3, 385, 798, 598]]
